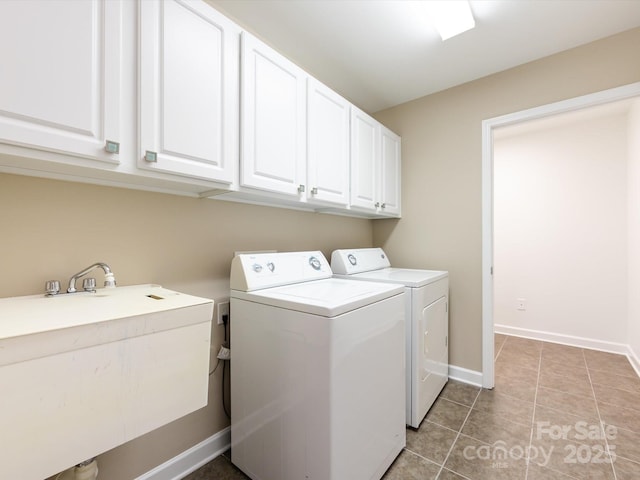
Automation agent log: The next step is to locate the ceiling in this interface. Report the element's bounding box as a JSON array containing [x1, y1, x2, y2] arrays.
[[208, 0, 640, 113]]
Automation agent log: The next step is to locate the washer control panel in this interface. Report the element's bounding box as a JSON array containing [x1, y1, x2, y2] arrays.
[[330, 248, 391, 274], [230, 251, 332, 291]]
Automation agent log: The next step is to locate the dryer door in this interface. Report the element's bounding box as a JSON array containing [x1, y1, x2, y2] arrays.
[[417, 295, 449, 423]]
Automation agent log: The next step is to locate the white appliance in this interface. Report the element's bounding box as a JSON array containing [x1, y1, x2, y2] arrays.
[[331, 248, 449, 428], [230, 251, 405, 480]]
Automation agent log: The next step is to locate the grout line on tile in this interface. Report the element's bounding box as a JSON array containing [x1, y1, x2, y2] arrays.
[[395, 448, 442, 471], [439, 466, 473, 479], [524, 335, 543, 480], [494, 334, 506, 361], [437, 395, 479, 410], [422, 419, 464, 436], [583, 348, 619, 480], [434, 384, 482, 479]]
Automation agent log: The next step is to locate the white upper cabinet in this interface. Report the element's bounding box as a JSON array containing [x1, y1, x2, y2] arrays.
[[350, 107, 381, 212], [240, 32, 307, 197], [380, 126, 402, 217], [0, 0, 122, 163], [139, 0, 239, 184], [350, 107, 401, 217], [0, 0, 400, 217], [306, 78, 350, 206]]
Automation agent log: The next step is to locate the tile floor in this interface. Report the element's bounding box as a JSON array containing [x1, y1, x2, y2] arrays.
[[184, 335, 640, 480]]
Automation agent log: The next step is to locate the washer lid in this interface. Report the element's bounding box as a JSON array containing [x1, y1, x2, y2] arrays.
[[338, 268, 448, 288], [231, 278, 403, 317]]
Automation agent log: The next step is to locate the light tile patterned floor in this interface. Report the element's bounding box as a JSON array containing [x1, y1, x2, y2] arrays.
[[184, 335, 640, 479]]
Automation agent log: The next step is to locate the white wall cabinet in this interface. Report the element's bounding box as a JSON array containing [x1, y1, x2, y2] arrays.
[[139, 0, 239, 184], [0, 0, 122, 164], [306, 78, 350, 206], [0, 0, 400, 218], [350, 107, 380, 212], [350, 107, 401, 217], [380, 126, 402, 216], [240, 32, 306, 197]]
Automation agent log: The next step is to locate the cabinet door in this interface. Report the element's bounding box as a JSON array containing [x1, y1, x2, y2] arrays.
[[350, 107, 380, 211], [0, 0, 121, 163], [380, 126, 402, 217], [307, 78, 350, 206], [241, 32, 306, 196], [139, 0, 239, 184]]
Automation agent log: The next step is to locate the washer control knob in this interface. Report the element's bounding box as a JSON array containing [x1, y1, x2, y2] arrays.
[[347, 254, 357, 266], [267, 262, 275, 272], [308, 256, 322, 271], [252, 263, 263, 273]]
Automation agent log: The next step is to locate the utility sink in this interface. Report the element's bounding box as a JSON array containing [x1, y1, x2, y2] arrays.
[[0, 284, 214, 480]]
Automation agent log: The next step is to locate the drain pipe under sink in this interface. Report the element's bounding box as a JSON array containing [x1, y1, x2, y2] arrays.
[[55, 458, 98, 480]]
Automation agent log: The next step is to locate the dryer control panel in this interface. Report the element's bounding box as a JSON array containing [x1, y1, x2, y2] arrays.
[[331, 248, 391, 275], [230, 251, 332, 291]]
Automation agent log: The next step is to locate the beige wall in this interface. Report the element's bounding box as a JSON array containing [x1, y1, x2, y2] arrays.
[[1, 173, 371, 479], [373, 27, 640, 373]]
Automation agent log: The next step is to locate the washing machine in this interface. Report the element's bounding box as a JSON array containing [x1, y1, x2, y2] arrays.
[[331, 248, 448, 428], [229, 251, 405, 480]]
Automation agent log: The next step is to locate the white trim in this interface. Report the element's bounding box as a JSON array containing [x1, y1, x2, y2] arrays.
[[627, 344, 640, 378], [494, 324, 629, 354], [135, 427, 230, 480], [449, 364, 483, 387], [481, 82, 640, 391]]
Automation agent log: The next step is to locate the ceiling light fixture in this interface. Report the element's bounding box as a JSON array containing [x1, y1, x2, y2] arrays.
[[423, 0, 476, 41]]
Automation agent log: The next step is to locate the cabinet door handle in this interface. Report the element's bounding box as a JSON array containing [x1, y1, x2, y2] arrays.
[[144, 150, 158, 163], [298, 184, 305, 193], [311, 187, 318, 195], [381, 203, 386, 209], [104, 140, 120, 154], [375, 202, 380, 208]]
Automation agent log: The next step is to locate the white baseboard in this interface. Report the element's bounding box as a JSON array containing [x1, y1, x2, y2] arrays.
[[495, 324, 640, 378], [494, 324, 629, 354], [135, 427, 230, 480], [449, 364, 483, 387], [627, 344, 640, 378]]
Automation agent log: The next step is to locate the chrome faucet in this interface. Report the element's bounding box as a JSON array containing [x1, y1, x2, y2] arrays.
[[66, 262, 117, 293]]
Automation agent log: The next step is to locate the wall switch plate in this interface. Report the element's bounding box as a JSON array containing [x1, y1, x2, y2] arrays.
[[217, 301, 230, 325], [517, 298, 526, 311]]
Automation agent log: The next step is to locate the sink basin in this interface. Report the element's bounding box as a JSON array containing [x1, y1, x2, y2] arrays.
[[0, 284, 214, 479]]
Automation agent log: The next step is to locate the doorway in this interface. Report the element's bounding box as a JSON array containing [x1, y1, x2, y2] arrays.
[[481, 82, 640, 389]]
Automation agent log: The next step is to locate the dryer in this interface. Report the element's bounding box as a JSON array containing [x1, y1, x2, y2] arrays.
[[331, 248, 448, 428], [230, 251, 405, 480]]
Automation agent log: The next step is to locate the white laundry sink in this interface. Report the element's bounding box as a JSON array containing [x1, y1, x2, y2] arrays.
[[0, 284, 214, 480]]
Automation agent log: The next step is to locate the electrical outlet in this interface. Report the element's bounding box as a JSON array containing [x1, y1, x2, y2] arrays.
[[217, 301, 230, 325], [517, 298, 526, 311]]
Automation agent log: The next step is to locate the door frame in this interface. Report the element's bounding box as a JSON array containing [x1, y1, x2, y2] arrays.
[[481, 81, 640, 389]]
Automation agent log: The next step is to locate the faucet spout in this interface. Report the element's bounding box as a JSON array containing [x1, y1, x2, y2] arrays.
[[67, 262, 117, 293]]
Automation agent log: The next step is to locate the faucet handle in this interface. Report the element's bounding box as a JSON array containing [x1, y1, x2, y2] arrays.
[[45, 280, 61, 296], [83, 277, 97, 292]]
